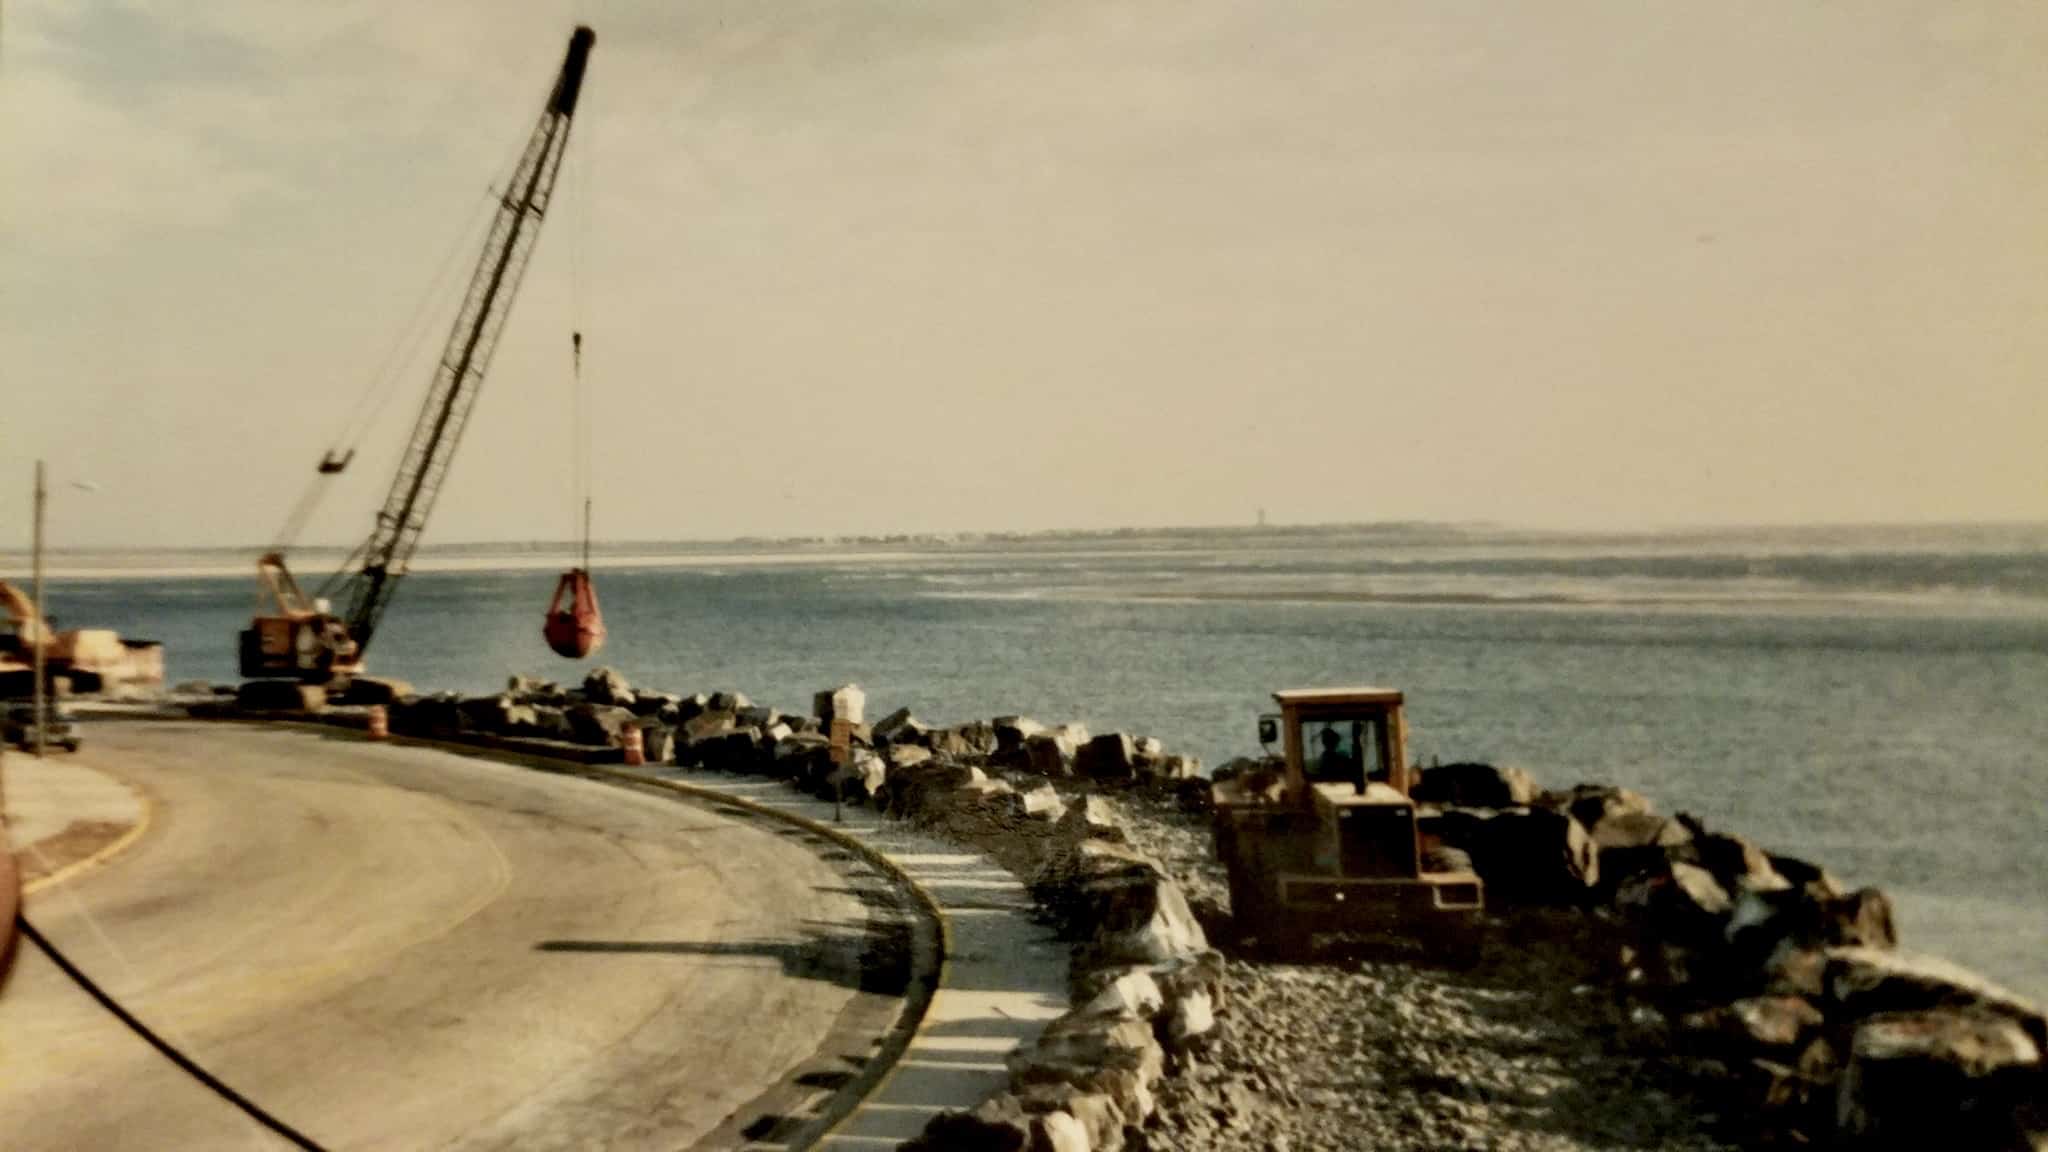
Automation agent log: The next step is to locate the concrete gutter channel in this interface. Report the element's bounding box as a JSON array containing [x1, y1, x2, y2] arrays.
[[77, 705, 1071, 1151]]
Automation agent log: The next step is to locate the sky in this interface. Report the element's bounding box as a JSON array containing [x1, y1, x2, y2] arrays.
[[3, 0, 2046, 549]]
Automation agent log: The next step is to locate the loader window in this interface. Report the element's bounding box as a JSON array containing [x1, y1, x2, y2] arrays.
[[1302, 715, 1388, 790]]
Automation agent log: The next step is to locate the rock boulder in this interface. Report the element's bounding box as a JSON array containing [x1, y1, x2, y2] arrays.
[[1164, 987, 1216, 1052], [1543, 783, 1655, 830], [904, 1094, 1030, 1152], [1619, 860, 1733, 951], [993, 716, 1047, 758], [1015, 1084, 1127, 1152], [1025, 732, 1076, 777], [1826, 948, 2046, 1034], [884, 743, 934, 770], [1412, 762, 1539, 809], [1081, 969, 1165, 1019], [581, 666, 634, 707], [1693, 829, 1783, 893], [1729, 886, 1899, 980], [1020, 783, 1067, 823], [938, 720, 999, 758], [1445, 806, 1598, 905], [879, 760, 986, 818], [1076, 733, 1138, 781], [1057, 795, 1129, 845], [506, 674, 560, 700], [566, 702, 636, 746], [459, 693, 537, 735], [685, 728, 761, 772], [873, 706, 931, 746], [1837, 1009, 2043, 1148], [1136, 755, 1201, 787], [1678, 995, 1825, 1059], [1009, 1010, 1165, 1124], [638, 723, 674, 763], [681, 709, 736, 740], [1591, 809, 1694, 851], [826, 749, 888, 803], [1079, 867, 1210, 967]]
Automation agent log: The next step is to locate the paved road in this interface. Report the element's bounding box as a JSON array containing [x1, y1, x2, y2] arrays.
[[0, 722, 911, 1151]]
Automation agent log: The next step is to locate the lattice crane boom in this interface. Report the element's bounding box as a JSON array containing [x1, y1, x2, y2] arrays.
[[240, 27, 594, 682], [329, 26, 594, 655]]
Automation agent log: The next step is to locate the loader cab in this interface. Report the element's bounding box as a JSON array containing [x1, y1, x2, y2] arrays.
[[1270, 687, 1410, 802]]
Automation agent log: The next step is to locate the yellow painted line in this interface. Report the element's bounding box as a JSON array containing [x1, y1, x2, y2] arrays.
[[23, 791, 156, 897]]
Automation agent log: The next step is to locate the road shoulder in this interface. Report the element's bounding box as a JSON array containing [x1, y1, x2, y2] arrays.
[[5, 751, 151, 893]]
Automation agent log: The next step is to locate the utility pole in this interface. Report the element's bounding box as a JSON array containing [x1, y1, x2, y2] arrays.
[[32, 460, 46, 758]]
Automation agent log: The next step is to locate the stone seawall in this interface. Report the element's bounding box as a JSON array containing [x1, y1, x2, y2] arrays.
[[181, 669, 2048, 1150]]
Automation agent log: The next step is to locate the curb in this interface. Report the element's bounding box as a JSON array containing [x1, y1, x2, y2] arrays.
[[577, 762, 951, 1146], [17, 764, 157, 897]]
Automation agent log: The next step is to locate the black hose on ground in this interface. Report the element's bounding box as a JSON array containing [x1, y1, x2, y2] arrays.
[[16, 914, 328, 1152]]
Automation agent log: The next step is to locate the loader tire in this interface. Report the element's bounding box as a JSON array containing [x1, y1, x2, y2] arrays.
[[1422, 845, 1474, 874]]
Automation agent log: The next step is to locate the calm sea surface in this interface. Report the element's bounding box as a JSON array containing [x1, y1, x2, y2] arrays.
[[34, 524, 2048, 997]]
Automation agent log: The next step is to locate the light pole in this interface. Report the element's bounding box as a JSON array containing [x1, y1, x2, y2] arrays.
[[31, 461, 46, 758]]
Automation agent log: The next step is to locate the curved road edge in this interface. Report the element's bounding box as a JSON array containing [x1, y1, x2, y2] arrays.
[[577, 762, 946, 1148], [85, 710, 1071, 1150], [6, 752, 155, 896]]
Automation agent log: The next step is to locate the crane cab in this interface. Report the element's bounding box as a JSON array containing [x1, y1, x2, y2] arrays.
[[238, 552, 360, 681], [1213, 687, 1483, 958]]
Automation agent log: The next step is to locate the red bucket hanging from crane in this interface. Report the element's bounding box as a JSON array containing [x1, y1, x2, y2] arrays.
[[542, 327, 606, 661], [543, 568, 606, 659]]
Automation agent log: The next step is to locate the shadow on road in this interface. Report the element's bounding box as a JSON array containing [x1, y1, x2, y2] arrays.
[[536, 921, 913, 995]]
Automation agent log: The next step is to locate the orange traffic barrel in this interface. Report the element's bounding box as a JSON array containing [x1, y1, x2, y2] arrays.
[[621, 724, 644, 767], [367, 705, 389, 740]]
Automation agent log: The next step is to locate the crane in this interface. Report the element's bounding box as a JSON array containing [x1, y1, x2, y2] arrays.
[[240, 26, 595, 684]]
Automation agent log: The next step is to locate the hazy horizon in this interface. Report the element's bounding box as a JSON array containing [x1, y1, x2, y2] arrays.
[[12, 514, 2048, 558], [7, 2, 2046, 550], [5, 516, 2046, 566]]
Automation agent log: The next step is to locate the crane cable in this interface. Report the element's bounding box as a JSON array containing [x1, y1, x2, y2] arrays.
[[569, 109, 593, 571], [308, 32, 560, 479], [324, 186, 501, 462], [573, 331, 589, 570], [265, 28, 569, 556], [270, 187, 502, 552]]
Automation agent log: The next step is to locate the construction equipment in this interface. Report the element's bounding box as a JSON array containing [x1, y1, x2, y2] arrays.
[[0, 580, 164, 696], [541, 331, 605, 659], [4, 702, 81, 753], [240, 26, 596, 682], [1212, 687, 1483, 958], [542, 567, 604, 658]]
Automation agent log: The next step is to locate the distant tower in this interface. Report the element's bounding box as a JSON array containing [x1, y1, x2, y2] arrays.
[[1256, 507, 1267, 528]]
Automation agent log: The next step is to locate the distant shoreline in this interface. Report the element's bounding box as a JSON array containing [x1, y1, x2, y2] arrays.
[[6, 523, 2046, 608], [0, 549, 951, 582], [5, 517, 2046, 570]]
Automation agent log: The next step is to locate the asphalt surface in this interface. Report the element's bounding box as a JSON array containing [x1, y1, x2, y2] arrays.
[[0, 722, 914, 1151]]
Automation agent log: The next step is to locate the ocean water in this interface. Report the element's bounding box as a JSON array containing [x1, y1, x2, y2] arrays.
[[34, 524, 2048, 998]]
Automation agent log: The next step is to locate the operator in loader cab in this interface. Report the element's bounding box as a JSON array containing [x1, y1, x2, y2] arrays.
[[1315, 724, 1356, 781]]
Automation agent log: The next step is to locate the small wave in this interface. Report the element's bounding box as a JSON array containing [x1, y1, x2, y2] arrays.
[[918, 588, 1053, 602]]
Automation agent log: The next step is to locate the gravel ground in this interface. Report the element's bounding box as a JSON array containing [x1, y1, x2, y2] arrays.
[[1106, 791, 1740, 1152]]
